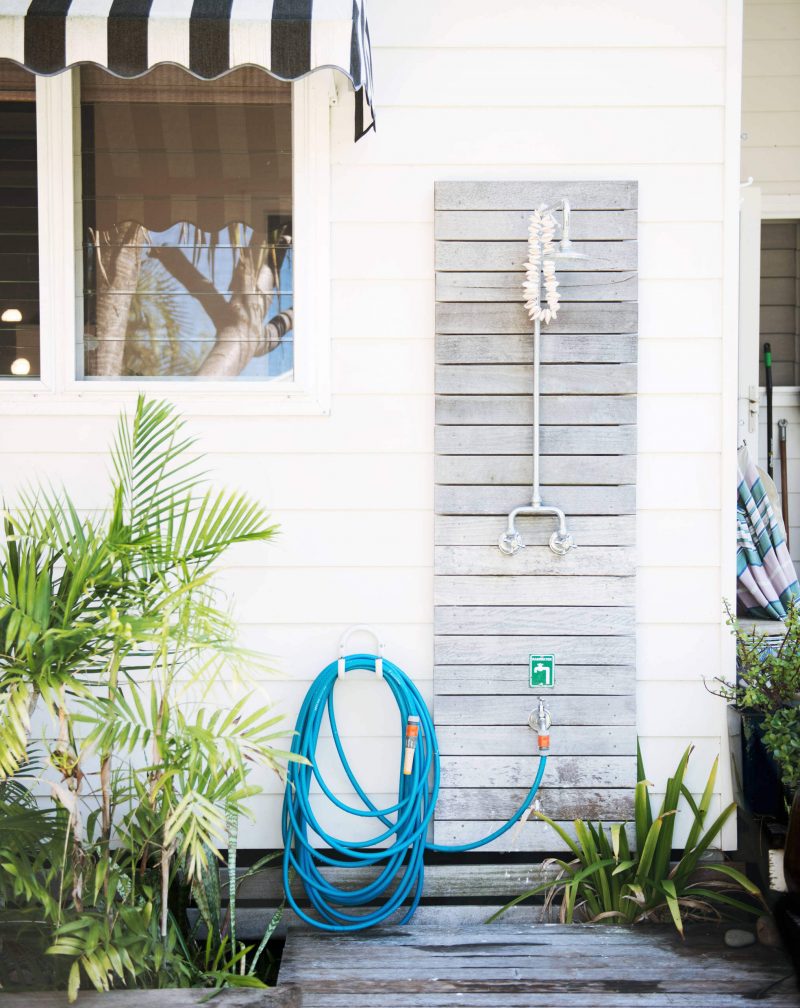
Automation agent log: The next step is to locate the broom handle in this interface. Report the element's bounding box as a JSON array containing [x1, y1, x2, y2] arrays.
[[779, 418, 790, 550], [765, 343, 774, 478]]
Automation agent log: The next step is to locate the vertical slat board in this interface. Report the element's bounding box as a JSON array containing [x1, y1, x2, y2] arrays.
[[434, 180, 638, 850]]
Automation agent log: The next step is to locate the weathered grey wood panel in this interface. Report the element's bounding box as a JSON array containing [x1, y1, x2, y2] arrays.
[[434, 180, 637, 847], [437, 270, 638, 302], [436, 240, 637, 272], [435, 394, 637, 425], [435, 606, 635, 635], [431, 819, 601, 851], [435, 484, 636, 516], [436, 333, 637, 363], [435, 636, 635, 666], [435, 515, 636, 546], [437, 787, 636, 820], [435, 179, 639, 210], [435, 545, 635, 576], [435, 363, 637, 395], [436, 455, 636, 485], [435, 575, 635, 606], [436, 209, 638, 241], [435, 695, 636, 727], [436, 723, 637, 755], [435, 425, 636, 455], [440, 755, 636, 788], [436, 302, 637, 335], [435, 662, 635, 693]]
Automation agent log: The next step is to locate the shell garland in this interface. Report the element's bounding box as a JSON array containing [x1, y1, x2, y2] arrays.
[[523, 205, 560, 324]]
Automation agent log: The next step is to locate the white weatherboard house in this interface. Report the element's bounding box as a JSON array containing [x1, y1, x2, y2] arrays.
[[0, 0, 795, 857]]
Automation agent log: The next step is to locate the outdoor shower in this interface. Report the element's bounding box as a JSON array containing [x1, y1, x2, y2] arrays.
[[498, 199, 587, 557]]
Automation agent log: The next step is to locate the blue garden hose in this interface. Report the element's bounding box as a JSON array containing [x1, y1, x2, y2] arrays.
[[281, 653, 548, 932]]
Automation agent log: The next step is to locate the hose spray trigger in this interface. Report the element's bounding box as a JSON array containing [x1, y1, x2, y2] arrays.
[[403, 715, 420, 775]]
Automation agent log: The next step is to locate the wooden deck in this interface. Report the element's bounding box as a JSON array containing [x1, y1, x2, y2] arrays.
[[278, 923, 798, 1007]]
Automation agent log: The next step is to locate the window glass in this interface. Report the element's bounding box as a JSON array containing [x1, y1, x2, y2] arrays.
[[79, 67, 292, 380], [0, 62, 39, 379]]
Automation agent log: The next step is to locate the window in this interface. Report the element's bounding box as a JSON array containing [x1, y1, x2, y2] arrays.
[[0, 60, 330, 409], [0, 64, 38, 379], [80, 67, 293, 381]]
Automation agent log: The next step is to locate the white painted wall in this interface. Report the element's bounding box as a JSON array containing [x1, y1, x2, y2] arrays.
[[0, 0, 743, 849], [742, 0, 800, 197]]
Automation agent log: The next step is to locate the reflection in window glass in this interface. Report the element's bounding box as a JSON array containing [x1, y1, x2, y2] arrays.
[[0, 62, 39, 379], [80, 67, 293, 380]]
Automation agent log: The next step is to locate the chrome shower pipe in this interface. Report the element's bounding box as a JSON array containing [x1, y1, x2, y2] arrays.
[[498, 315, 574, 557]]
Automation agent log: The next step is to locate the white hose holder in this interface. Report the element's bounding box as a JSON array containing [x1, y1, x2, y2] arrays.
[[338, 624, 385, 679]]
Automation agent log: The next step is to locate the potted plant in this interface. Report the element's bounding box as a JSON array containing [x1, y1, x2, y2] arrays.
[[0, 397, 297, 1003], [709, 604, 800, 818]]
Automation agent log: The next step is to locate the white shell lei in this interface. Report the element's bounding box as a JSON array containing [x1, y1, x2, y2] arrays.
[[523, 206, 560, 324]]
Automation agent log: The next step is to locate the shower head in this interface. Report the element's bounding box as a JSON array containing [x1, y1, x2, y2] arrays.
[[552, 239, 589, 261], [552, 199, 589, 260]]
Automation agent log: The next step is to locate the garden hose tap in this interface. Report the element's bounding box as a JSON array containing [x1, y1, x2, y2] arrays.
[[529, 698, 551, 753]]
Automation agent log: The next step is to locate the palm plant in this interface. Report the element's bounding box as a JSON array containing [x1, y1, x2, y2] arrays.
[[489, 745, 764, 935], [0, 396, 290, 999]]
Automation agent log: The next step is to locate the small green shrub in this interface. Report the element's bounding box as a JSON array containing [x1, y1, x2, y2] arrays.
[[709, 602, 800, 795], [489, 745, 763, 934]]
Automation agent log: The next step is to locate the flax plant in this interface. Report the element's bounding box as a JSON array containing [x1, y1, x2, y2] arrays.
[[489, 745, 764, 934], [0, 396, 291, 999]]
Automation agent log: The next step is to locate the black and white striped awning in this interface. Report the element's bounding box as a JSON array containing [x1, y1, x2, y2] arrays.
[[0, 0, 374, 139]]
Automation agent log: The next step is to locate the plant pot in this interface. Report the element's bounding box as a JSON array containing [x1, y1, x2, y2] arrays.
[[729, 709, 786, 821]]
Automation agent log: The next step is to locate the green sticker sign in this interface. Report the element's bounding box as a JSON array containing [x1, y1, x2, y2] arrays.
[[529, 654, 555, 689]]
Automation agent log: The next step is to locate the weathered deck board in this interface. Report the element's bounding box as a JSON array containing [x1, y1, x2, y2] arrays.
[[279, 925, 796, 1008]]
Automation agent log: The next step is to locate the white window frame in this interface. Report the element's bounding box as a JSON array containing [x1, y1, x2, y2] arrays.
[[0, 66, 331, 416]]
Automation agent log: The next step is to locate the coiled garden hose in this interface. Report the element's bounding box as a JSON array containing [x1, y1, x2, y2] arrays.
[[281, 653, 548, 932]]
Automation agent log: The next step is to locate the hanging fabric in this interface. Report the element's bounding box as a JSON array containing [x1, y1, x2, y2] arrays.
[[0, 0, 374, 140], [737, 444, 800, 620]]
